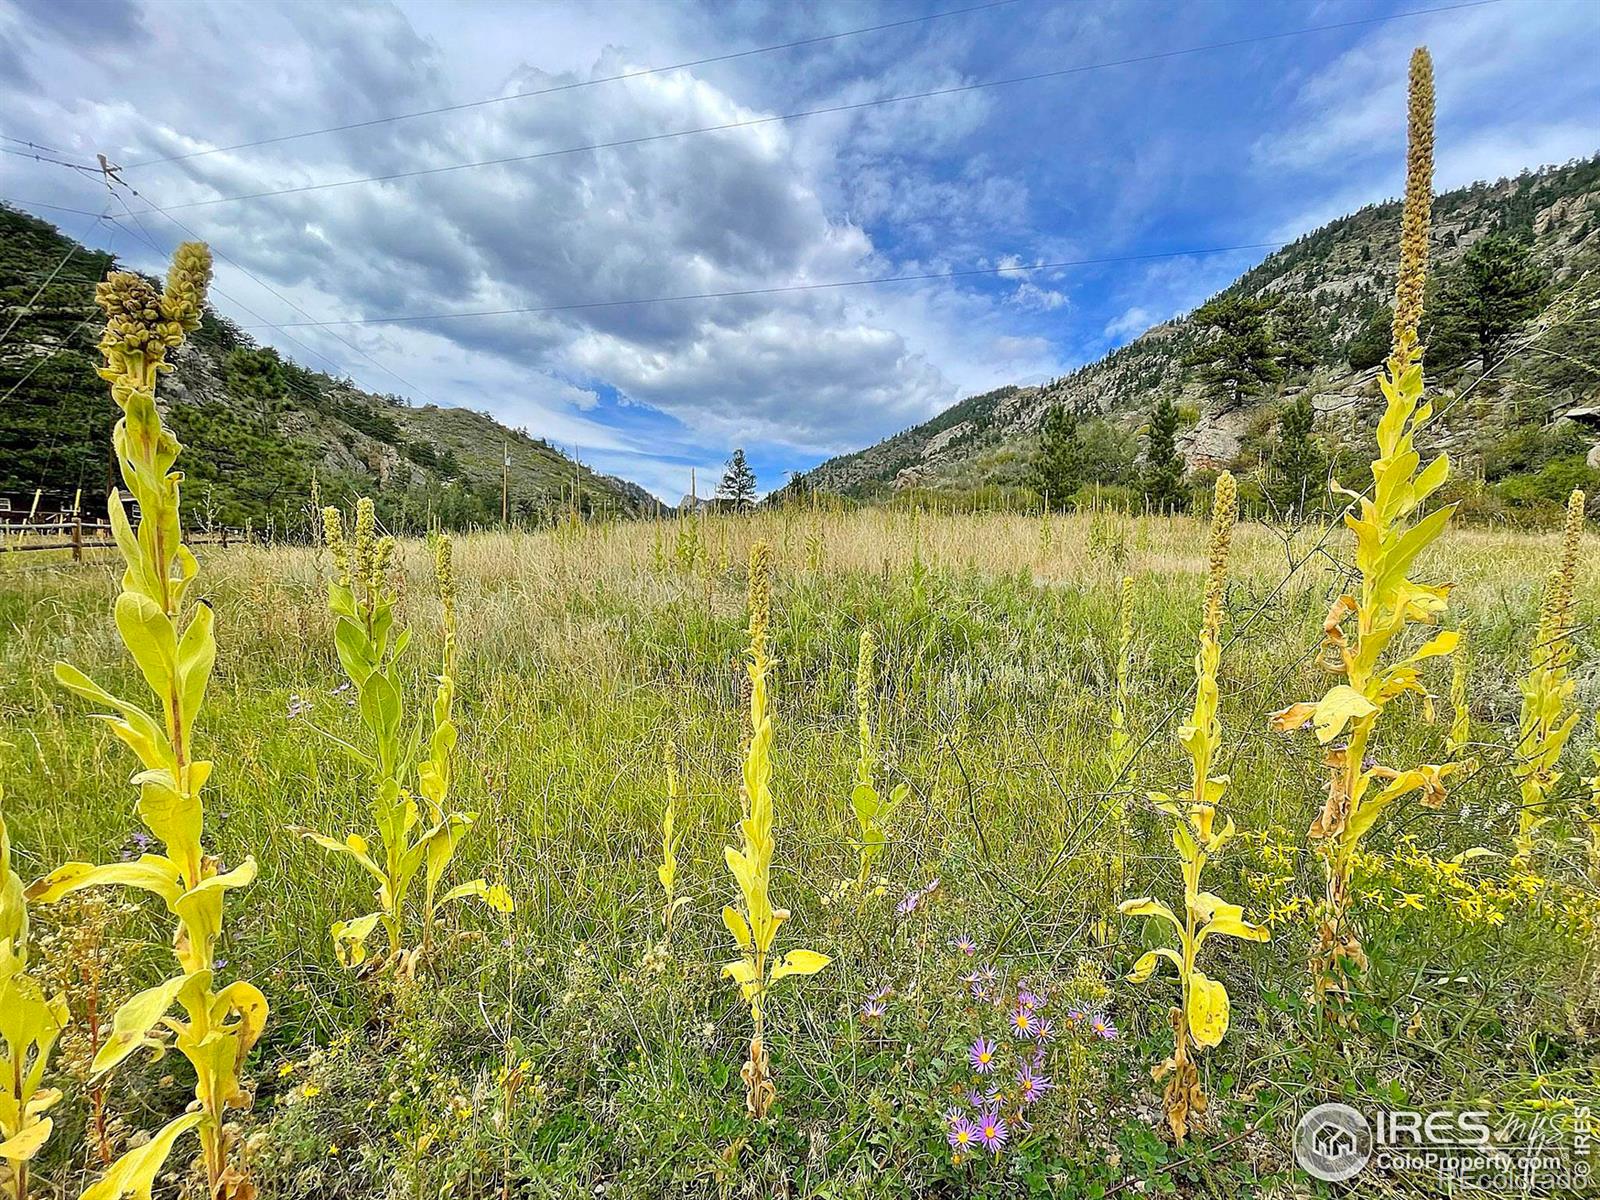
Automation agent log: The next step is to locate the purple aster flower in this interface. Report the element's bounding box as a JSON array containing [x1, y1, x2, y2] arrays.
[[1090, 1012, 1119, 1041], [948, 1116, 979, 1153], [860, 999, 886, 1022], [896, 889, 920, 916], [1033, 1018, 1055, 1044], [1017, 985, 1043, 1011], [952, 934, 978, 956], [1066, 1007, 1085, 1025], [968, 1037, 997, 1074], [1010, 1005, 1038, 1039], [976, 1108, 1008, 1154], [868, 984, 892, 1002], [1017, 1065, 1054, 1106], [978, 965, 999, 985]]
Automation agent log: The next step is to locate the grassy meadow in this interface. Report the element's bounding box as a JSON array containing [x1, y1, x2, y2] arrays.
[[3, 504, 1598, 1198]]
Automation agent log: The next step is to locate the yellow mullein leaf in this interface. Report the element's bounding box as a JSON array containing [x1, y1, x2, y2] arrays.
[[0, 1115, 53, 1161], [769, 949, 830, 982], [722, 905, 752, 951], [1119, 896, 1182, 932], [92, 974, 194, 1074], [1186, 972, 1230, 1049], [79, 1112, 203, 1200], [1311, 686, 1378, 744], [1127, 947, 1183, 983]]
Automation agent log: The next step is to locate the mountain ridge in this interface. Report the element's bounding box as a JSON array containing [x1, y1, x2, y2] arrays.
[[797, 155, 1600, 507], [0, 203, 658, 532]]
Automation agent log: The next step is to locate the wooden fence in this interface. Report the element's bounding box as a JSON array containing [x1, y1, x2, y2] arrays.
[[2, 518, 244, 559]]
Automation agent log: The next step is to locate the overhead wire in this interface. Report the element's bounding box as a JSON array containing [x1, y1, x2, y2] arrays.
[[109, 0, 1501, 215], [124, 0, 1027, 168]]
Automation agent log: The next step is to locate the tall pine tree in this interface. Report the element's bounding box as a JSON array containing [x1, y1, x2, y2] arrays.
[[1032, 403, 1083, 510], [1271, 393, 1324, 517], [1182, 294, 1282, 408], [1142, 394, 1187, 513], [718, 448, 757, 509]]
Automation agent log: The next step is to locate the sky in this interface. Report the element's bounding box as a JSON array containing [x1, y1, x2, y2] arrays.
[[2, 0, 1596, 502]]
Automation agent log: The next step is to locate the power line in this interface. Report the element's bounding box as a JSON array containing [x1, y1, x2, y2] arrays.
[[236, 241, 1284, 330], [113, 0, 1499, 215], [0, 206, 111, 349], [1, 134, 65, 155], [125, 0, 1026, 169], [0, 145, 101, 174], [105, 174, 446, 404], [0, 195, 107, 219], [0, 224, 123, 409]]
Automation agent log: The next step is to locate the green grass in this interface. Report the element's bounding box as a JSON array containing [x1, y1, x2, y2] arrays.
[[3, 507, 1597, 1199]]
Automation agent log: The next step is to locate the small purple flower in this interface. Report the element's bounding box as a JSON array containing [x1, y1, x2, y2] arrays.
[[1017, 985, 1043, 1011], [1010, 1005, 1038, 1039], [1090, 1012, 1119, 1041], [121, 830, 155, 861], [976, 1108, 1008, 1154], [860, 999, 886, 1022], [968, 1037, 997, 1074], [952, 934, 977, 956], [896, 890, 919, 916], [1033, 1018, 1055, 1044], [1066, 1007, 1085, 1025], [948, 1116, 979, 1153], [1017, 1065, 1054, 1106], [868, 984, 892, 1002]]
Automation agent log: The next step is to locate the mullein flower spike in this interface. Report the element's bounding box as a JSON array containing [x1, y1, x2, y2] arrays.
[[1, 763, 69, 1198], [1512, 489, 1586, 862], [722, 543, 829, 1119], [297, 518, 508, 976], [1122, 472, 1269, 1143], [30, 243, 271, 1200], [1270, 46, 1460, 1007], [849, 627, 907, 892]]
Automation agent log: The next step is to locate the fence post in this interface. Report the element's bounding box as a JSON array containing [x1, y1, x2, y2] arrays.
[[72, 517, 83, 562], [222, 526, 230, 549]]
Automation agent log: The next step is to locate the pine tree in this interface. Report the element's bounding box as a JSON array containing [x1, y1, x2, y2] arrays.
[[1271, 294, 1330, 376], [1032, 403, 1083, 509], [1426, 231, 1546, 368], [1182, 294, 1282, 408], [718, 448, 757, 509], [1345, 305, 1392, 371], [1142, 394, 1187, 512], [1271, 393, 1324, 517]]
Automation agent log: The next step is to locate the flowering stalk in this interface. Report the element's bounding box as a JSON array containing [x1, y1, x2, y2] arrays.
[[849, 628, 906, 893], [1122, 472, 1268, 1142], [656, 740, 689, 932], [1446, 636, 1471, 757], [1109, 575, 1135, 766], [2, 765, 68, 1200], [1270, 48, 1459, 1006], [29, 244, 270, 1199], [721, 543, 829, 1119], [1511, 489, 1585, 864], [298, 518, 508, 974]]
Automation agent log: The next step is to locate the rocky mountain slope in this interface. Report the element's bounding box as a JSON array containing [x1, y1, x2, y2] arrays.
[[800, 156, 1600, 504], [0, 203, 655, 532]]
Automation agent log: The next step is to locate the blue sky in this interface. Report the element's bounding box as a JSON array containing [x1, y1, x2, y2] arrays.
[[2, 0, 1596, 500]]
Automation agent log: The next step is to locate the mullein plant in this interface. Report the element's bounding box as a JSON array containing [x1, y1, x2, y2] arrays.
[[849, 628, 906, 895], [1270, 48, 1461, 1006], [1121, 472, 1269, 1143], [298, 514, 505, 975], [1109, 575, 1135, 768], [28, 244, 270, 1199], [656, 740, 689, 933], [2, 764, 68, 1200], [721, 543, 830, 1119], [1510, 489, 1585, 866], [1446, 636, 1471, 758]]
